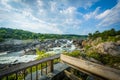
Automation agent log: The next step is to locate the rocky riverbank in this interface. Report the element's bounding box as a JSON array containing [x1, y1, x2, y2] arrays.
[[72, 37, 120, 69], [0, 39, 75, 53], [0, 39, 39, 53], [0, 39, 76, 71]]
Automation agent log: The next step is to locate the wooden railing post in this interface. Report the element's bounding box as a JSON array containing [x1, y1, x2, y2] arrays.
[[47, 60, 54, 73]]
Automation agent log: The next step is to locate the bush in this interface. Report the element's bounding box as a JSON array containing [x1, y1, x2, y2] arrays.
[[86, 49, 101, 61], [0, 37, 4, 42], [101, 54, 120, 65], [63, 50, 87, 58], [35, 48, 55, 60], [84, 45, 91, 50], [63, 50, 81, 57]]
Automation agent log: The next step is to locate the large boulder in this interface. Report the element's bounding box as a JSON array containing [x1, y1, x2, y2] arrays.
[[73, 39, 83, 48], [96, 41, 120, 56]]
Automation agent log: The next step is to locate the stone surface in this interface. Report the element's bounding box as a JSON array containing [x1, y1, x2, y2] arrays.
[[73, 39, 83, 48], [96, 42, 120, 56]]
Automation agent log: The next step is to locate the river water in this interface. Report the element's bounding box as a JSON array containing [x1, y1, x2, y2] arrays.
[[0, 39, 76, 64]]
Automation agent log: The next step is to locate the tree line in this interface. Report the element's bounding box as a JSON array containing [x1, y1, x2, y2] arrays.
[[0, 28, 87, 42], [88, 28, 120, 41]]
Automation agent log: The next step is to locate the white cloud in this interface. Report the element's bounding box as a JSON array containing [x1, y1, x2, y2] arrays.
[[50, 1, 57, 12], [0, 0, 13, 11], [60, 7, 76, 15], [96, 10, 111, 19], [0, 2, 63, 34], [37, 0, 44, 7], [0, 0, 99, 34], [61, 0, 98, 9], [97, 0, 120, 27], [84, 7, 100, 20], [0, 0, 63, 34]]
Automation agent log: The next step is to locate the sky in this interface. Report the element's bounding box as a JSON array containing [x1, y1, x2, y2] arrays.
[[0, 0, 120, 35]]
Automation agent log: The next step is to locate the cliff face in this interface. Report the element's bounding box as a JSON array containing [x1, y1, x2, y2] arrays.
[[96, 41, 120, 56], [75, 37, 120, 69], [81, 37, 120, 56]]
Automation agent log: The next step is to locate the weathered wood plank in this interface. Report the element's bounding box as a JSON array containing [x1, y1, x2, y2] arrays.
[[0, 54, 60, 78], [64, 70, 82, 80], [47, 60, 54, 73], [61, 54, 120, 80]]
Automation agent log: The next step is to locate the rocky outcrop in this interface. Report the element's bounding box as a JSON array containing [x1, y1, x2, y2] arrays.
[[24, 50, 36, 55], [0, 39, 40, 52], [0, 39, 74, 53], [73, 39, 83, 48], [96, 41, 120, 56]]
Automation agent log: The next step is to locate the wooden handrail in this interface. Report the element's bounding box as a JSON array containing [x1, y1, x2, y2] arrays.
[[61, 54, 120, 80], [0, 54, 60, 79]]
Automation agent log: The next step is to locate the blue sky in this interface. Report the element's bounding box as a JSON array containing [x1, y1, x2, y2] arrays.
[[0, 0, 120, 35]]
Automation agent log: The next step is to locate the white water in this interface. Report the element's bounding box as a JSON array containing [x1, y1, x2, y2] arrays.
[[0, 55, 37, 64], [0, 52, 8, 56], [0, 40, 76, 64]]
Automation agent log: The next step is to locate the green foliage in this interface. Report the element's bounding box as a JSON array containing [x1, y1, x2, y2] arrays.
[[63, 50, 85, 57], [86, 50, 102, 61], [54, 58, 60, 64], [107, 36, 120, 42], [0, 28, 87, 40], [35, 48, 55, 60], [88, 28, 120, 41], [84, 45, 91, 50], [0, 37, 4, 42], [64, 48, 120, 69], [1, 73, 24, 80], [86, 49, 120, 68], [101, 54, 120, 65], [36, 48, 45, 55]]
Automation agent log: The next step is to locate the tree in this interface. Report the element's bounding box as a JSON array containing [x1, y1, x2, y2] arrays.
[[88, 33, 92, 38], [0, 37, 4, 42]]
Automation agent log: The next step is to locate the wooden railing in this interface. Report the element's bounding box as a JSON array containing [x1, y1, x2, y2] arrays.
[[61, 54, 120, 80], [0, 54, 60, 80], [1, 54, 120, 80]]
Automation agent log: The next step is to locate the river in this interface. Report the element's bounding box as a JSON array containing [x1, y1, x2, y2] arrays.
[[0, 39, 76, 64]]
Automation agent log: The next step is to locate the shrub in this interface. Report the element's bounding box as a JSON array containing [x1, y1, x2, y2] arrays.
[[0, 37, 4, 42], [63, 50, 80, 57], [101, 54, 120, 66], [36, 48, 54, 60], [84, 45, 91, 50], [86, 49, 101, 61], [107, 36, 116, 42], [63, 50, 87, 58]]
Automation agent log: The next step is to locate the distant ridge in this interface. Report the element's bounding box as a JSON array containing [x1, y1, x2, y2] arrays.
[[0, 28, 87, 41]]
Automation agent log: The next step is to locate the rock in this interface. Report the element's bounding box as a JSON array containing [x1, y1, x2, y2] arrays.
[[24, 50, 36, 55], [87, 57, 102, 64], [73, 39, 83, 48], [114, 63, 120, 69], [117, 40, 120, 45], [0, 64, 9, 71], [96, 42, 120, 56]]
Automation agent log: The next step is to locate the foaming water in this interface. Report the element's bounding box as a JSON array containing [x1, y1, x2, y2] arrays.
[[0, 39, 76, 64]]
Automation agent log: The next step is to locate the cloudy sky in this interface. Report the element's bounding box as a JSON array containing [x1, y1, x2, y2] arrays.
[[0, 0, 120, 35]]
